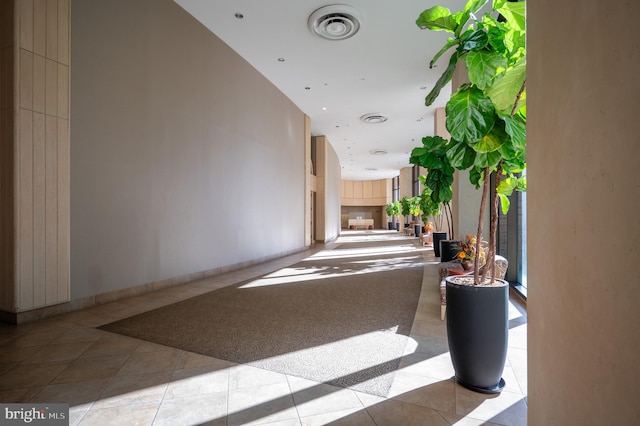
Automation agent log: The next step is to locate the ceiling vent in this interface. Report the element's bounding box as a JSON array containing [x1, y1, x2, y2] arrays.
[[308, 5, 363, 41], [360, 113, 389, 124]]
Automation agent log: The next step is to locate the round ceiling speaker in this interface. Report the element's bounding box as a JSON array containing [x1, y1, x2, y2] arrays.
[[308, 5, 363, 41]]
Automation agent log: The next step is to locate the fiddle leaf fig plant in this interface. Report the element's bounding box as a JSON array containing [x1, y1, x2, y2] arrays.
[[416, 0, 527, 284], [385, 201, 400, 218], [410, 136, 455, 238]]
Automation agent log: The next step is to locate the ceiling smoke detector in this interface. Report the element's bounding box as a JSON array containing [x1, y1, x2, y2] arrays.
[[308, 5, 363, 41], [360, 113, 389, 124]]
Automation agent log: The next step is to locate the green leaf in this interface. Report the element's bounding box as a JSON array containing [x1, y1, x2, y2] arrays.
[[484, 16, 508, 54], [497, 139, 518, 161], [441, 167, 455, 186], [495, 1, 526, 32], [498, 175, 527, 197], [454, 0, 489, 37], [459, 29, 488, 51], [430, 38, 459, 68], [502, 156, 526, 174], [424, 154, 445, 169], [445, 86, 496, 142], [439, 185, 453, 203], [473, 121, 507, 153], [422, 135, 448, 151], [500, 113, 526, 151], [446, 139, 476, 169], [473, 149, 502, 169], [466, 50, 508, 90], [517, 175, 527, 191], [498, 193, 511, 214], [497, 176, 518, 196], [425, 171, 442, 191], [416, 6, 458, 33], [486, 57, 526, 114], [464, 0, 489, 16], [425, 52, 461, 106], [469, 166, 484, 188]]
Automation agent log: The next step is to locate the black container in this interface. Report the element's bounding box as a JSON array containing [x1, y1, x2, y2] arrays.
[[440, 240, 461, 262], [446, 277, 508, 393], [432, 232, 447, 257], [388, 222, 394, 230]]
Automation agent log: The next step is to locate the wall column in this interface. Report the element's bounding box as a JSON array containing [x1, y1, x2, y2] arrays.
[[0, 0, 70, 320]]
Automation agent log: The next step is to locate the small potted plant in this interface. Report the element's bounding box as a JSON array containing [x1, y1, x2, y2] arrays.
[[421, 221, 434, 246], [454, 234, 487, 271]]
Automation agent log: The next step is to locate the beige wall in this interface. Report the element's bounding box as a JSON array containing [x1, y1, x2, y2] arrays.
[[0, 0, 71, 313], [314, 136, 341, 242], [69, 0, 307, 301], [528, 0, 640, 424]]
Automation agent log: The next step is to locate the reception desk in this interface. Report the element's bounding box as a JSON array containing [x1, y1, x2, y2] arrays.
[[348, 219, 374, 229]]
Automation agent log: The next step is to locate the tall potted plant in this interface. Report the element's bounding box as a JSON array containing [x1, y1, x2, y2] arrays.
[[385, 201, 400, 230], [407, 196, 423, 237], [411, 138, 456, 257], [416, 0, 526, 393]]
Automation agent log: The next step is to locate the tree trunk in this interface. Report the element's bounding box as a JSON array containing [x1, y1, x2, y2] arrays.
[[474, 167, 490, 284]]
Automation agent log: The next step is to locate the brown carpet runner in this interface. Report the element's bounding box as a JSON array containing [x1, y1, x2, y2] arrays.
[[100, 232, 425, 396]]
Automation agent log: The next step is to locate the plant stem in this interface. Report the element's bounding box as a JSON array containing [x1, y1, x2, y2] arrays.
[[474, 167, 490, 285], [445, 202, 454, 239], [481, 161, 503, 284], [511, 78, 526, 116]]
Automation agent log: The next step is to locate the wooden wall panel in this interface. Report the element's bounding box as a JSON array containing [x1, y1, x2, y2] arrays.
[[340, 179, 390, 208], [5, 0, 71, 312], [353, 181, 363, 198], [0, 1, 15, 311], [362, 181, 373, 199]]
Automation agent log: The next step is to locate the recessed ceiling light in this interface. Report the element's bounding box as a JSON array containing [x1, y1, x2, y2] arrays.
[[322, 107, 327, 111], [369, 149, 387, 155], [308, 5, 364, 41], [365, 167, 378, 171], [361, 113, 388, 124]]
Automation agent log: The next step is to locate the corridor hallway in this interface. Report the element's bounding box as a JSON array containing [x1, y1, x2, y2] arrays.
[[0, 230, 527, 425]]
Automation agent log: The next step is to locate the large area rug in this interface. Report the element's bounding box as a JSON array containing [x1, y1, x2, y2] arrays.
[[100, 232, 425, 396]]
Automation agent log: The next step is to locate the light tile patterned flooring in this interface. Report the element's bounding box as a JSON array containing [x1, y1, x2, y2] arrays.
[[0, 232, 528, 425]]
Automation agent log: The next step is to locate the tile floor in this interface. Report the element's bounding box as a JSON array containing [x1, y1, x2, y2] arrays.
[[0, 232, 528, 425]]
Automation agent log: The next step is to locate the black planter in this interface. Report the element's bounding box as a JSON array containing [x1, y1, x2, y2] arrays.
[[414, 224, 421, 237], [432, 232, 447, 257], [388, 222, 394, 230], [440, 240, 461, 262], [446, 277, 509, 393], [395, 222, 400, 231]]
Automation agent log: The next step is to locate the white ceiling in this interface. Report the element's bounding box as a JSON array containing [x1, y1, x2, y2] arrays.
[[174, 0, 469, 180]]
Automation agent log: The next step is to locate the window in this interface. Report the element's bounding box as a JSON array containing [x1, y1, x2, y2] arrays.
[[392, 176, 399, 203], [310, 137, 317, 176], [496, 173, 527, 298], [412, 165, 420, 197]]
